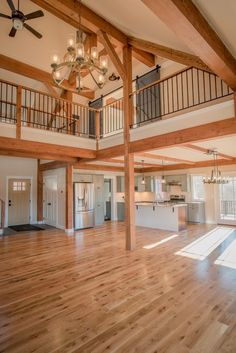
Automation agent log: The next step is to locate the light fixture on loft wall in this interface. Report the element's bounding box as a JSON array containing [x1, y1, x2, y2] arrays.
[[50, 0, 108, 92], [161, 160, 166, 184], [203, 149, 229, 184], [141, 160, 146, 185]]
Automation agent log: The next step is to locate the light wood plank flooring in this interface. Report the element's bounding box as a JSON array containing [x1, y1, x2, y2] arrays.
[[0, 222, 236, 353]]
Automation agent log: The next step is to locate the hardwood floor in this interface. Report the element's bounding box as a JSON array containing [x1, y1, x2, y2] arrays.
[[0, 222, 236, 353]]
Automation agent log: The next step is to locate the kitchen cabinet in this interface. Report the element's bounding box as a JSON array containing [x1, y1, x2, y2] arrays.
[[117, 176, 154, 192], [73, 174, 93, 183], [162, 174, 189, 192], [93, 175, 104, 225], [117, 202, 125, 221], [116, 176, 125, 193]]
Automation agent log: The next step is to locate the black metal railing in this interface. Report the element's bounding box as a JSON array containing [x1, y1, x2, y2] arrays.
[[0, 81, 17, 124], [101, 98, 123, 137], [131, 67, 233, 128], [22, 87, 96, 138]]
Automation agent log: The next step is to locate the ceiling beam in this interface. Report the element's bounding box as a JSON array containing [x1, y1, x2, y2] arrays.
[[0, 136, 96, 159], [128, 36, 210, 71], [141, 0, 236, 90], [182, 143, 235, 160], [0, 149, 78, 162], [99, 158, 161, 167], [0, 54, 94, 100], [31, 0, 155, 67], [142, 158, 236, 173], [135, 152, 195, 164], [39, 160, 68, 171], [98, 30, 126, 80], [130, 118, 236, 154]]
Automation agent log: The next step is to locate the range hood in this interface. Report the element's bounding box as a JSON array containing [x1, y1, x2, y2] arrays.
[[167, 181, 182, 186]]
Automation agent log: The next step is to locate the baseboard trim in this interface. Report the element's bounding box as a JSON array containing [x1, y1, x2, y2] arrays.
[[65, 228, 74, 234]]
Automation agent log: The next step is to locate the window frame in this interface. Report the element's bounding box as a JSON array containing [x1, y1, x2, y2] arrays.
[[191, 174, 205, 201]]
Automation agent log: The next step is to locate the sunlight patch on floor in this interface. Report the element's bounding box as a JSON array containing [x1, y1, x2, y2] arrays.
[[175, 227, 235, 260], [143, 234, 179, 249], [215, 238, 236, 269]]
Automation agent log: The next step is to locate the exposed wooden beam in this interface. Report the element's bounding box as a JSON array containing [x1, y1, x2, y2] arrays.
[[123, 44, 136, 251], [135, 152, 195, 164], [141, 0, 236, 89], [44, 83, 60, 98], [183, 144, 235, 160], [130, 118, 236, 154], [100, 158, 161, 167], [95, 118, 236, 160], [142, 158, 236, 172], [0, 54, 94, 99], [129, 36, 210, 71], [37, 160, 43, 223], [39, 161, 68, 171], [98, 30, 126, 80], [0, 136, 96, 159], [0, 149, 79, 163], [31, 0, 155, 67], [73, 163, 133, 173], [132, 48, 155, 67]]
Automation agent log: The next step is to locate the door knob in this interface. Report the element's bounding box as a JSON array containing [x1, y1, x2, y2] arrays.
[[47, 202, 52, 206]]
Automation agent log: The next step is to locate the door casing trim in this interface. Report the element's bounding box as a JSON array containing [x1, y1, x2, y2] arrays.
[[6, 176, 33, 227]]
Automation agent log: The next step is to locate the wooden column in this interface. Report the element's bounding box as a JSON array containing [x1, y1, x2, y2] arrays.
[[123, 44, 136, 250], [234, 91, 236, 118], [37, 160, 43, 223], [95, 110, 100, 150], [66, 164, 73, 231], [16, 85, 22, 139]]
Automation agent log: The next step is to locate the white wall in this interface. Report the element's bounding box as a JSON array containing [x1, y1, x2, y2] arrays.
[[0, 156, 37, 226]]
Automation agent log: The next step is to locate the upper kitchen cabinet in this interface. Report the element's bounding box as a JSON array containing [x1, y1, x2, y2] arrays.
[[162, 174, 190, 192], [117, 176, 155, 192]]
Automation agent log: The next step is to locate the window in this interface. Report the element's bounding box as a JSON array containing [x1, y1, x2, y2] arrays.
[[192, 175, 205, 201], [13, 181, 26, 191]]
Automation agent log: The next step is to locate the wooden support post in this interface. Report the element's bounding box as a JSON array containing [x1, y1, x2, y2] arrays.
[[123, 44, 135, 251], [95, 110, 100, 150], [66, 164, 73, 232], [37, 160, 43, 223], [16, 85, 22, 139], [234, 91, 236, 118]]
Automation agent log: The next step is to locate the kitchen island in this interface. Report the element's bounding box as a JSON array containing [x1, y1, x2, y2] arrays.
[[135, 203, 187, 232]]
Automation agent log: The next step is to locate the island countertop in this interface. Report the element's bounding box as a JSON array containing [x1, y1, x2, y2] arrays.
[[135, 202, 187, 232]]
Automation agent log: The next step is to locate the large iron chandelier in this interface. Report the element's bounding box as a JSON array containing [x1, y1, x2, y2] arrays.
[[203, 150, 229, 184], [50, 1, 108, 92]]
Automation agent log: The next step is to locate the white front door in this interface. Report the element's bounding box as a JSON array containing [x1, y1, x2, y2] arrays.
[[8, 179, 31, 226], [218, 177, 236, 225], [43, 175, 58, 226]]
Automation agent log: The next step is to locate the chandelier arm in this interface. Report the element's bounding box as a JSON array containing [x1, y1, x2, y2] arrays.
[[89, 68, 104, 89]]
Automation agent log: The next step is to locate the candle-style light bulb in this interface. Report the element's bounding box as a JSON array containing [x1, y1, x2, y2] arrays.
[[77, 43, 85, 59], [91, 46, 98, 60], [100, 55, 108, 69]]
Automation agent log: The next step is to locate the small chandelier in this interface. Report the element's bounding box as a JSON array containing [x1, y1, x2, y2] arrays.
[[203, 150, 229, 184], [50, 1, 108, 92]]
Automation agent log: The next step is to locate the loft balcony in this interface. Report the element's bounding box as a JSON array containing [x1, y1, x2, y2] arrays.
[[0, 67, 233, 150]]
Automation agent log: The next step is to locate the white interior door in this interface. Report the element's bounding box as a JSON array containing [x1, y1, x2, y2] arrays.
[[43, 175, 58, 226], [218, 177, 236, 225], [8, 179, 31, 226]]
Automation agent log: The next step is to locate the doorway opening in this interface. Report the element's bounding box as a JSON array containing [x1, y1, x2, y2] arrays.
[[7, 178, 31, 226], [218, 176, 236, 225], [104, 179, 112, 221]]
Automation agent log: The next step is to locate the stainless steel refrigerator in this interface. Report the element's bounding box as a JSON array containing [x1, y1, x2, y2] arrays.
[[74, 182, 94, 229]]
